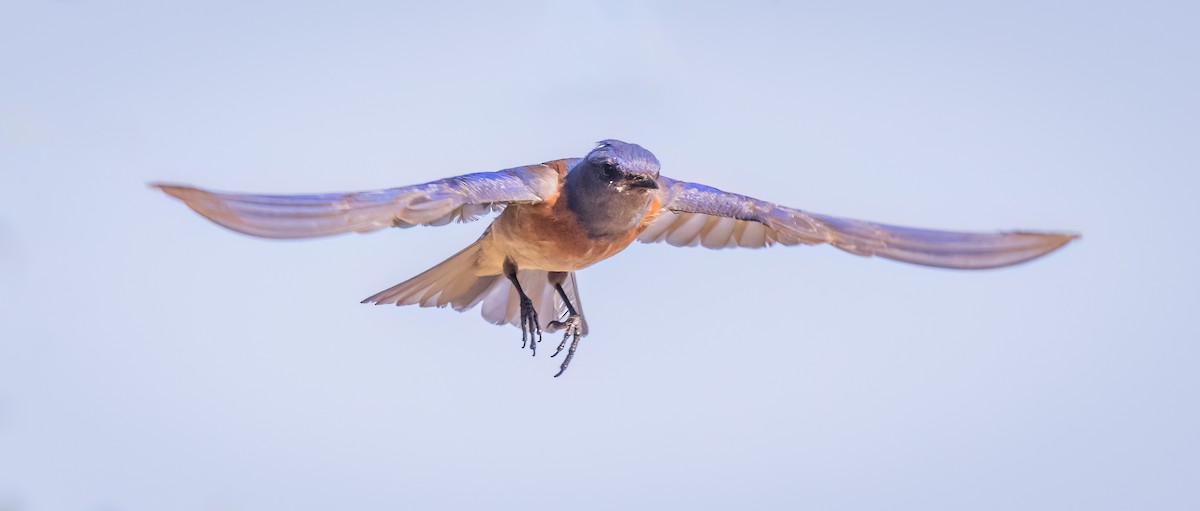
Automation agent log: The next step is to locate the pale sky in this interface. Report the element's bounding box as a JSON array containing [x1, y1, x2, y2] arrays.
[[1, 1, 1197, 510]]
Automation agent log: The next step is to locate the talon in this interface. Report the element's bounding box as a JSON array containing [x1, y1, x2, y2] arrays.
[[518, 295, 541, 356], [552, 328, 579, 378], [548, 315, 583, 376], [551, 336, 567, 358], [548, 315, 580, 358]]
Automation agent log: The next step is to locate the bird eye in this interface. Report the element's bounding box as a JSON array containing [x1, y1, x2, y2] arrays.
[[602, 161, 620, 180]]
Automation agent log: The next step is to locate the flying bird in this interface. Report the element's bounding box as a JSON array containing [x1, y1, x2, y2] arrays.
[[154, 140, 1077, 376]]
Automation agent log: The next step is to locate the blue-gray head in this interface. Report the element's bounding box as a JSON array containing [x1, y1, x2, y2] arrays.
[[579, 139, 660, 192], [563, 140, 662, 236]]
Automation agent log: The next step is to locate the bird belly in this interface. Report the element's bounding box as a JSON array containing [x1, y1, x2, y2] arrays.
[[485, 203, 640, 272]]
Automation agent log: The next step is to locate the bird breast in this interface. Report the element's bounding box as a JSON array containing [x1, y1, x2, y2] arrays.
[[484, 193, 662, 272]]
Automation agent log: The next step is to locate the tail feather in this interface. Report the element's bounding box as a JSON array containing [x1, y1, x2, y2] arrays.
[[478, 270, 588, 335], [363, 241, 587, 335], [362, 241, 498, 310], [480, 279, 517, 325]]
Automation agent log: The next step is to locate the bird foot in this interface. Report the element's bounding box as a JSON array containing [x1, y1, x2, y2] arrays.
[[547, 314, 583, 377], [519, 295, 541, 355]]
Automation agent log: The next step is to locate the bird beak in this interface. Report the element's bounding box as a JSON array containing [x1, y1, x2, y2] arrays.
[[627, 177, 659, 189]]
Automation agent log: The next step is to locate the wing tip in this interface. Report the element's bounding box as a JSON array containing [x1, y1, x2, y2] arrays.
[[963, 230, 1080, 269], [149, 182, 208, 203], [1011, 229, 1080, 239], [1011, 230, 1081, 251]]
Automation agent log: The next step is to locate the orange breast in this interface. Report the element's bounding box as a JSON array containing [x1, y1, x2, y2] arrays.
[[489, 201, 625, 271], [486, 162, 664, 272]]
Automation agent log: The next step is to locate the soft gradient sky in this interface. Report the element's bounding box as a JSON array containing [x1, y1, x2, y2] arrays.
[[1, 1, 1197, 510]]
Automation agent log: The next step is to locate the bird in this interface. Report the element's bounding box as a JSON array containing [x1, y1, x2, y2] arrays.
[[154, 139, 1078, 376]]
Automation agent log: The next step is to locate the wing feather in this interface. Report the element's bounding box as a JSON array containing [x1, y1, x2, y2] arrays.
[[153, 164, 561, 239], [641, 177, 1078, 269], [665, 212, 709, 247], [700, 217, 737, 249]]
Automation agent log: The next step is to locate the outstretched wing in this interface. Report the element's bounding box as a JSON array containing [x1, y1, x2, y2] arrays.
[[153, 163, 564, 239], [639, 177, 1078, 269]]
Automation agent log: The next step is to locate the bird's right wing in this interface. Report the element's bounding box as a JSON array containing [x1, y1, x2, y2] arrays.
[[639, 177, 1078, 269], [152, 161, 571, 239]]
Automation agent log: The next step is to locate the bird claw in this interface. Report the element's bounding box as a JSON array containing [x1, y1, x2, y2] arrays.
[[518, 295, 541, 355], [548, 314, 583, 377]]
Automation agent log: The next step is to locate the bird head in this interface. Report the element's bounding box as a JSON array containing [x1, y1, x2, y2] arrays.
[[582, 139, 660, 192]]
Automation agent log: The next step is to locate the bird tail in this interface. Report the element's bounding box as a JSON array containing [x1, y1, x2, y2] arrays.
[[362, 241, 587, 335], [362, 240, 498, 311]]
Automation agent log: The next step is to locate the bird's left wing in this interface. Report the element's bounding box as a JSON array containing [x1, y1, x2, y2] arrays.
[[639, 177, 1077, 269], [153, 162, 568, 239]]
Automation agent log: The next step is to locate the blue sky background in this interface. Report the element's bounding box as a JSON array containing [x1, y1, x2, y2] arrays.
[[1, 1, 1197, 510]]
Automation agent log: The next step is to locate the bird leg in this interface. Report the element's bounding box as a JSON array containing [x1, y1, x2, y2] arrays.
[[547, 280, 584, 377], [504, 260, 540, 355]]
